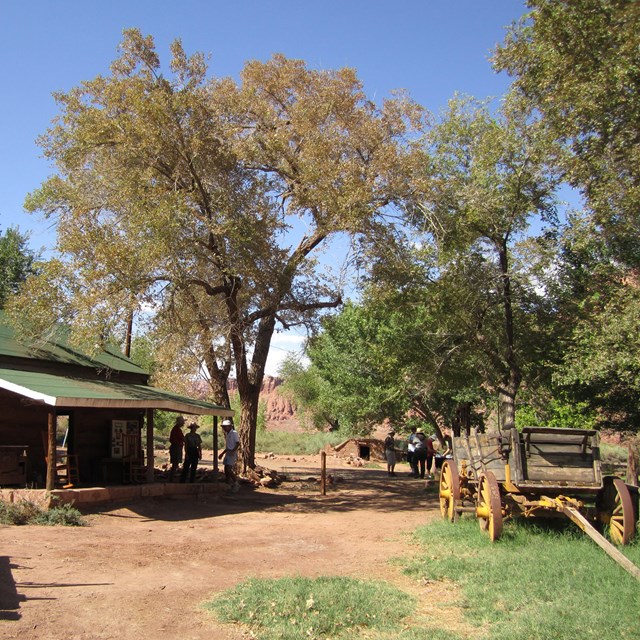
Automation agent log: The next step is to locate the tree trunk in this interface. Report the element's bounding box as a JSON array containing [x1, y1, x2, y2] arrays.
[[238, 387, 260, 471], [498, 377, 519, 432], [234, 314, 276, 471], [496, 241, 522, 432], [412, 399, 446, 446]]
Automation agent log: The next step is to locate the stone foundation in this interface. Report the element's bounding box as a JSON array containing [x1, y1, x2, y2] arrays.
[[0, 482, 228, 509]]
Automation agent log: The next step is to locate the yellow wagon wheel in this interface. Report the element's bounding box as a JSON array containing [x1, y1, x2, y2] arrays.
[[476, 471, 503, 542], [439, 459, 461, 522], [596, 476, 636, 545]]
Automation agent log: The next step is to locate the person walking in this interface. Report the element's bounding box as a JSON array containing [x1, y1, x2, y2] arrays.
[[168, 416, 185, 482], [384, 430, 397, 477], [219, 418, 240, 492], [180, 422, 202, 483]]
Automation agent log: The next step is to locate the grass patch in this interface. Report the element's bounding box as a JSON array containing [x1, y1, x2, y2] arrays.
[[204, 575, 416, 640], [0, 500, 85, 526], [255, 430, 344, 456], [402, 517, 640, 640]]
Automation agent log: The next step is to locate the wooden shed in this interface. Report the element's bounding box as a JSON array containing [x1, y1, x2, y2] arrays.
[[0, 313, 233, 490]]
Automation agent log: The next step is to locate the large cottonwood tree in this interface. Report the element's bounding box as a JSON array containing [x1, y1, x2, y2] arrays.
[[17, 30, 423, 468], [408, 96, 558, 431], [495, 1, 640, 443]]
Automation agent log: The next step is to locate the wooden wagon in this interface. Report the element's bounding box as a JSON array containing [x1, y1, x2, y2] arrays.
[[438, 427, 639, 577]]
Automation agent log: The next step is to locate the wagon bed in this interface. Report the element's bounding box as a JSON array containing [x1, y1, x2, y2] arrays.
[[452, 427, 603, 493]]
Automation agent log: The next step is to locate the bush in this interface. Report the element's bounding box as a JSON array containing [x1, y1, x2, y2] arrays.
[[0, 500, 85, 526], [0, 500, 41, 525], [35, 503, 86, 526]]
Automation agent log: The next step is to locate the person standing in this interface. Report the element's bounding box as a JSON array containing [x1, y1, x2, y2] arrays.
[[168, 416, 185, 482], [407, 426, 419, 477], [413, 428, 428, 479], [384, 430, 397, 477], [219, 418, 240, 491], [426, 435, 436, 479], [180, 422, 202, 483]]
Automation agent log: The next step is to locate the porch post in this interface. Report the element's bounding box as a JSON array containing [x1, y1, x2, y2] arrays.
[[46, 410, 56, 491], [213, 416, 219, 473], [146, 409, 154, 483]]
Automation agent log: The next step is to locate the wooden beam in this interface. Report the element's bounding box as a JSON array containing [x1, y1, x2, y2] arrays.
[[46, 411, 56, 492], [321, 451, 327, 496], [213, 416, 219, 473], [561, 504, 640, 581], [146, 409, 154, 483]]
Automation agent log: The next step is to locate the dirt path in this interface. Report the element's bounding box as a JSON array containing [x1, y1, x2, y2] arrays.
[[1, 457, 456, 640]]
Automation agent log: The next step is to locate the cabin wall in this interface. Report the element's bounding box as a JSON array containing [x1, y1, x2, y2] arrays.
[[0, 388, 146, 487], [71, 408, 146, 485], [0, 389, 50, 484]]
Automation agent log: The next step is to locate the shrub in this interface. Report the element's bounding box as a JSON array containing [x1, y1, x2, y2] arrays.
[[0, 500, 85, 526]]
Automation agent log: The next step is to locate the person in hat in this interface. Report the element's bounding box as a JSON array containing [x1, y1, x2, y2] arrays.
[[168, 416, 185, 482], [384, 430, 397, 477], [180, 422, 202, 483], [219, 418, 240, 491]]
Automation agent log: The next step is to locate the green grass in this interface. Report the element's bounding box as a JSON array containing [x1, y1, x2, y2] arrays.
[[255, 430, 344, 455], [0, 500, 85, 526], [402, 517, 640, 640], [204, 576, 416, 640]]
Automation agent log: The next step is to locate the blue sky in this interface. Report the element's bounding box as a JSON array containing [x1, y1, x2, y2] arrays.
[[0, 0, 527, 372]]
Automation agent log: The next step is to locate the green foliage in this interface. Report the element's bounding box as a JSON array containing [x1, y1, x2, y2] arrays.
[[406, 94, 559, 430], [404, 518, 640, 640], [0, 226, 38, 308], [494, 0, 640, 268], [554, 283, 640, 430], [203, 576, 415, 640], [0, 500, 85, 526], [515, 397, 598, 431]]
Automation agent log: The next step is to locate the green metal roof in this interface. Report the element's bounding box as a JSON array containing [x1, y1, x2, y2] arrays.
[[0, 311, 148, 376], [0, 367, 233, 417]]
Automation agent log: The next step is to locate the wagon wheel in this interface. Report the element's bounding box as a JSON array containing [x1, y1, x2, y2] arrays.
[[439, 460, 461, 522], [476, 471, 503, 542], [596, 477, 635, 545]]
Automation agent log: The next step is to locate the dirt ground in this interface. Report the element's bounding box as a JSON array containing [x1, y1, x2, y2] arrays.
[[1, 454, 463, 640]]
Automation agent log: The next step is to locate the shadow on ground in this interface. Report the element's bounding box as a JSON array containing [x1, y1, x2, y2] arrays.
[[81, 464, 440, 523]]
